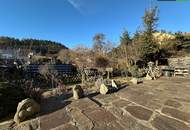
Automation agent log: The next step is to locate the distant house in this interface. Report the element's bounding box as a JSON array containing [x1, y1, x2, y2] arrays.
[[0, 48, 33, 60], [0, 48, 16, 59]]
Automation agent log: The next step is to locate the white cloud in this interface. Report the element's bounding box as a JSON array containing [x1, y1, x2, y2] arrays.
[[66, 0, 100, 15], [66, 0, 84, 14]]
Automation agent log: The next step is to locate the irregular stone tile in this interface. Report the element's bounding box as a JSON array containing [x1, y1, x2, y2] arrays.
[[120, 113, 152, 130], [112, 99, 131, 108], [107, 106, 124, 119], [53, 123, 78, 130], [82, 106, 100, 115], [14, 118, 40, 130], [40, 109, 71, 130], [162, 107, 190, 123], [164, 100, 182, 108], [95, 94, 120, 105], [151, 114, 190, 130], [69, 108, 93, 130], [146, 99, 162, 110], [93, 121, 125, 130], [179, 102, 190, 114], [117, 88, 155, 108], [125, 105, 153, 121], [174, 97, 190, 103], [107, 121, 125, 130], [69, 98, 99, 111], [86, 108, 116, 126]]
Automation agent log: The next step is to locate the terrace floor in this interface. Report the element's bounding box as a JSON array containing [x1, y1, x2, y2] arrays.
[[5, 77, 190, 130]]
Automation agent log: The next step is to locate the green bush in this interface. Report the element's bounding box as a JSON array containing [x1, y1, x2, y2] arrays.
[[129, 65, 140, 78]]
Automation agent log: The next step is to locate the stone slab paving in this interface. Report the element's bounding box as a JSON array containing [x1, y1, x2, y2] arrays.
[[4, 77, 190, 130], [52, 77, 190, 130]]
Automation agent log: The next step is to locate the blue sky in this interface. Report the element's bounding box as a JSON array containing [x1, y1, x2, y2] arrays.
[[0, 0, 189, 48]]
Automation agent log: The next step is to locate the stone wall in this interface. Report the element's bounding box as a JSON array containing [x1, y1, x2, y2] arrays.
[[168, 57, 190, 68]]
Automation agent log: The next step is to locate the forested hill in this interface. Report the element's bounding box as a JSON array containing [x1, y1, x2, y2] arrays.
[[0, 36, 68, 55]]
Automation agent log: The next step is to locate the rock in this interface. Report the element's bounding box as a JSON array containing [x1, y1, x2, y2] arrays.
[[41, 91, 53, 99], [95, 78, 104, 91], [144, 74, 152, 80], [72, 85, 84, 100], [130, 78, 143, 84], [99, 83, 109, 95], [13, 98, 40, 124], [0, 120, 14, 130], [130, 78, 138, 84], [111, 80, 119, 89]]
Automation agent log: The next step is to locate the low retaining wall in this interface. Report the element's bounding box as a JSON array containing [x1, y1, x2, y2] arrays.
[[168, 57, 190, 68]]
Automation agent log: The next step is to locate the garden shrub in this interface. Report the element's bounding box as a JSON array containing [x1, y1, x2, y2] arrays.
[[129, 65, 141, 78]]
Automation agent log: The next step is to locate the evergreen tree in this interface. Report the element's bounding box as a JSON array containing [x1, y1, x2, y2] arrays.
[[120, 31, 131, 48], [140, 7, 160, 62]]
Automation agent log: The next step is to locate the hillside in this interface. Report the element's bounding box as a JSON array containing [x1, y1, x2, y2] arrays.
[[0, 36, 68, 55]]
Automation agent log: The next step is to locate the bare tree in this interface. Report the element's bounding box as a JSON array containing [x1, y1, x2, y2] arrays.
[[103, 41, 114, 55], [73, 44, 94, 67], [58, 49, 74, 64], [93, 33, 106, 54], [39, 64, 59, 88], [95, 55, 110, 69]]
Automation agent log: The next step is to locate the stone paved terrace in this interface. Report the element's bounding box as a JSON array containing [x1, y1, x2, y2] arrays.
[[10, 77, 190, 130]]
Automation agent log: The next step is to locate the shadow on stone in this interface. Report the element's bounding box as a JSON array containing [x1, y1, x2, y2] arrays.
[[40, 92, 72, 116], [108, 83, 128, 94], [85, 83, 128, 107], [86, 92, 102, 107]]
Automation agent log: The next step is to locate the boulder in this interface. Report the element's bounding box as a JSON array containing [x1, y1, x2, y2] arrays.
[[100, 83, 109, 95], [111, 80, 119, 89], [95, 78, 104, 91], [144, 74, 152, 80], [41, 91, 53, 99], [130, 78, 138, 84], [130, 78, 143, 84], [14, 98, 40, 124], [72, 85, 84, 100]]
